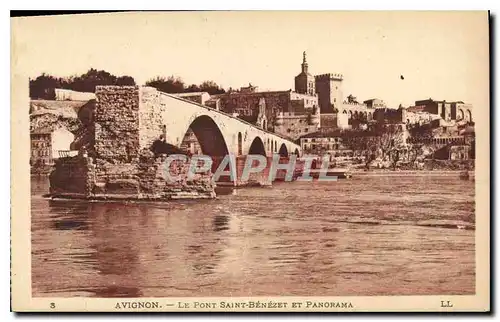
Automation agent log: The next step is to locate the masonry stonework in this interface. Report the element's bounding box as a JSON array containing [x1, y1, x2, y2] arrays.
[[94, 86, 140, 164], [139, 86, 167, 149]]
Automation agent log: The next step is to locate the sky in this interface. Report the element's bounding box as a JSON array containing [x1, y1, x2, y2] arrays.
[[12, 11, 489, 109]]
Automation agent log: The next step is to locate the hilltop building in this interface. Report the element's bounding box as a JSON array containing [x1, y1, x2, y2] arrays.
[[212, 54, 322, 140], [412, 98, 473, 123], [171, 52, 475, 152]]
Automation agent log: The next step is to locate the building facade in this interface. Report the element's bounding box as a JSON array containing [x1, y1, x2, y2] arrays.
[[31, 127, 75, 166], [31, 130, 52, 166], [180, 128, 203, 155], [54, 88, 96, 101], [363, 98, 387, 109], [274, 109, 320, 140], [315, 73, 343, 114], [414, 98, 473, 123], [213, 87, 318, 136], [299, 131, 353, 161]]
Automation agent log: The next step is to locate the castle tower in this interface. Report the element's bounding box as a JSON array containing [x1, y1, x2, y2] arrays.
[[314, 73, 344, 114], [294, 51, 316, 96]]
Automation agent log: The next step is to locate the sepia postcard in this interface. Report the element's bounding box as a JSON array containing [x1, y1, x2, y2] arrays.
[[11, 11, 490, 312]]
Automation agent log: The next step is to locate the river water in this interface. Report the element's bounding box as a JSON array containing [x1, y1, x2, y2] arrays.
[[31, 175, 475, 297]]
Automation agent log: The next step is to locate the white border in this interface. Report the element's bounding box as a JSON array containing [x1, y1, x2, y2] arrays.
[[4, 3, 498, 321]]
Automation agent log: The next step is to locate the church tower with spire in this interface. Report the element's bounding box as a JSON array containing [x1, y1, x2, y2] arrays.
[[294, 51, 316, 96]]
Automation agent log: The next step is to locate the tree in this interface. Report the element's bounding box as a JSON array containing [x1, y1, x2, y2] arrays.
[[341, 129, 378, 169], [349, 112, 368, 129], [29, 69, 136, 99], [346, 94, 358, 104], [407, 122, 439, 161], [199, 80, 226, 95], [145, 76, 185, 93], [66, 68, 136, 92], [29, 73, 65, 99], [116, 75, 136, 86], [145, 77, 226, 95], [185, 84, 201, 93], [380, 124, 406, 170]]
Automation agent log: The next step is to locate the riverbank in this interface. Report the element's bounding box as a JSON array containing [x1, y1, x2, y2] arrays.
[[351, 170, 474, 177]]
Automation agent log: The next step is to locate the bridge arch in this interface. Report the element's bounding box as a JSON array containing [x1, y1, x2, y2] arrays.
[[248, 136, 266, 156], [278, 143, 289, 157], [458, 109, 465, 120], [294, 148, 300, 157], [181, 115, 229, 157]]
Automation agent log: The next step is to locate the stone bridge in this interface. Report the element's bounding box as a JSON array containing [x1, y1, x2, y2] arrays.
[[88, 86, 301, 191], [107, 86, 301, 159], [49, 86, 302, 201]]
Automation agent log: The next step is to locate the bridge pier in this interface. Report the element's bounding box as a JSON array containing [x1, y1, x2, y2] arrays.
[[212, 155, 301, 187], [211, 155, 271, 187]]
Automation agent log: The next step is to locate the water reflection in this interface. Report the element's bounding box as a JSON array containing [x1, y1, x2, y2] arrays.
[[32, 176, 475, 297], [213, 215, 230, 231]]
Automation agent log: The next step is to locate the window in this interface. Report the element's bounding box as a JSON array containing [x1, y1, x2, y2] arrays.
[[305, 128, 308, 133], [287, 128, 291, 133]]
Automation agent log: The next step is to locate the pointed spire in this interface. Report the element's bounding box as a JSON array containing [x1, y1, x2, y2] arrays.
[[301, 51, 309, 74]]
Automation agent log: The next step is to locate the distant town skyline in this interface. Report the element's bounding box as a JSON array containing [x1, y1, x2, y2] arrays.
[[12, 11, 488, 108]]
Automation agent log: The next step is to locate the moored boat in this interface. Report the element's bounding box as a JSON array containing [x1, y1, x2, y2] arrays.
[[293, 168, 352, 180]]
